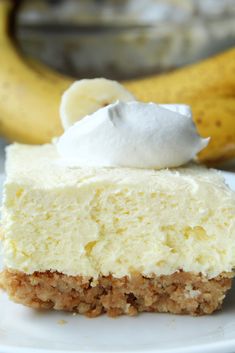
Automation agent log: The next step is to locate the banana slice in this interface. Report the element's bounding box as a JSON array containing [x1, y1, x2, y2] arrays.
[[60, 78, 135, 130]]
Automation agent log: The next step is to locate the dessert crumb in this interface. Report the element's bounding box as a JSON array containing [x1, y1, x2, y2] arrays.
[[57, 319, 67, 325]]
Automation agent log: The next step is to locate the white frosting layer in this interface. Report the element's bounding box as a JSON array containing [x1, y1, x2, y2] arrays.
[[56, 101, 208, 169]]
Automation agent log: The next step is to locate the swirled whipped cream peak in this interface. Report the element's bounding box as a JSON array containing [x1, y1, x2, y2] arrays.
[[56, 101, 209, 169]]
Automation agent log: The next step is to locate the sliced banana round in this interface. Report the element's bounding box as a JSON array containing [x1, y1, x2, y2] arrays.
[[60, 78, 135, 130]]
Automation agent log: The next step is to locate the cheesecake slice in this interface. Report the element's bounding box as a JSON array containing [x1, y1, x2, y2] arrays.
[[1, 143, 235, 317]]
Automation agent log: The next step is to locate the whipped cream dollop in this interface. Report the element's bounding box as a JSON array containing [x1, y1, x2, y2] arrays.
[[56, 101, 209, 169]]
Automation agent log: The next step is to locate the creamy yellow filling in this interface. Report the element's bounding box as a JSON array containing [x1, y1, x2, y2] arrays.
[[2, 143, 235, 279]]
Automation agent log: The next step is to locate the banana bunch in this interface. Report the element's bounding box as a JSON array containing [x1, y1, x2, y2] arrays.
[[0, 0, 235, 165]]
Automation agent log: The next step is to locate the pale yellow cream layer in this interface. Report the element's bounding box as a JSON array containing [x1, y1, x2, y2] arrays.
[[2, 143, 235, 279]]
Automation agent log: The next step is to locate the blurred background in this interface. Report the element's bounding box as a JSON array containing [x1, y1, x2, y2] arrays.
[[16, 0, 235, 79]]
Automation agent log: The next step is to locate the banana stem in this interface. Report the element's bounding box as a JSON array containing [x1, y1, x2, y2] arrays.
[[0, 0, 13, 42]]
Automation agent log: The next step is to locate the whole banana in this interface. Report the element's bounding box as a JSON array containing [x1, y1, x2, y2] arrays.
[[0, 0, 235, 166]]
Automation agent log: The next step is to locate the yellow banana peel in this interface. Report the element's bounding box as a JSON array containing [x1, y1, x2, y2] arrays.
[[124, 49, 235, 103], [192, 97, 235, 164], [0, 0, 235, 166]]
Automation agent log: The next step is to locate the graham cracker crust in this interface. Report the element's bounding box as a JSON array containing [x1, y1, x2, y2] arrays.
[[0, 269, 233, 317]]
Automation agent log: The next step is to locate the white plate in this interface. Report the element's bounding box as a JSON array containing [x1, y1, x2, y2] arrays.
[[0, 171, 235, 353]]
